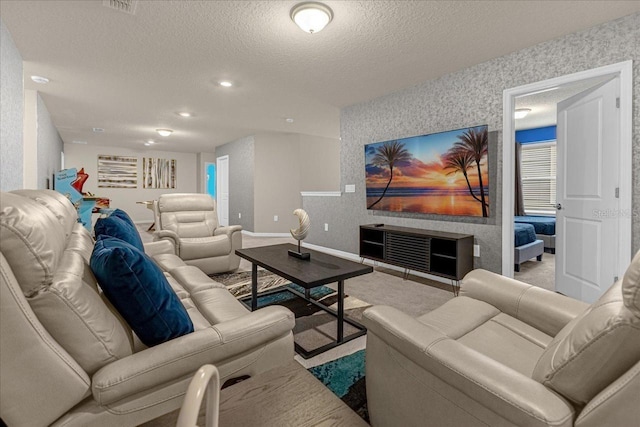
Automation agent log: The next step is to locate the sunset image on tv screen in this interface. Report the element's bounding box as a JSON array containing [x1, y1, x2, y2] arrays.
[[365, 125, 489, 217]]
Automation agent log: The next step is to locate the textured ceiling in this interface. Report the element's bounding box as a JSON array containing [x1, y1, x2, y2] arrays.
[[2, 1, 639, 153]]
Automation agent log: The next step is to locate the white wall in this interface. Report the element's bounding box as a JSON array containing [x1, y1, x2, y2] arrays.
[[36, 94, 63, 189], [219, 131, 340, 233], [215, 136, 255, 231], [299, 134, 340, 192], [254, 133, 301, 233], [64, 143, 198, 223]]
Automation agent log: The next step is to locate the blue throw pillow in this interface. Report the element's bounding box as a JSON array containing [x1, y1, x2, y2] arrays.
[[90, 236, 193, 346], [94, 209, 144, 252]]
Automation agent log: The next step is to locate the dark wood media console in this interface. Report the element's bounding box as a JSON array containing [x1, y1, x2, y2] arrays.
[[359, 224, 474, 281]]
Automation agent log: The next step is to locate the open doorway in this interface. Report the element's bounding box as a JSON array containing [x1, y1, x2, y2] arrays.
[[205, 162, 216, 200], [502, 61, 632, 303], [511, 76, 612, 290]]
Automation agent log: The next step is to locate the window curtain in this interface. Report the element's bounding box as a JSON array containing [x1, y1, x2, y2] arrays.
[[514, 142, 526, 216]]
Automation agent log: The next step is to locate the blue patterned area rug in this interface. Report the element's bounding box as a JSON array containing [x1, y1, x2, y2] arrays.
[[308, 349, 369, 423]]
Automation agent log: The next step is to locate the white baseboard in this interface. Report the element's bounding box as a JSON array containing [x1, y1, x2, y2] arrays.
[[242, 230, 291, 238], [300, 191, 342, 197], [302, 242, 452, 285]]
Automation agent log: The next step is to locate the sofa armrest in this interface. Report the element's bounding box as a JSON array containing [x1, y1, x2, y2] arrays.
[[153, 229, 181, 255], [461, 269, 588, 336], [214, 225, 242, 237], [143, 239, 176, 257], [91, 306, 294, 405], [363, 305, 575, 427]]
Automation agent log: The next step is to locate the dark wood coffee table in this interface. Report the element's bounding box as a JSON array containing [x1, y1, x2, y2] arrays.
[[235, 244, 373, 358]]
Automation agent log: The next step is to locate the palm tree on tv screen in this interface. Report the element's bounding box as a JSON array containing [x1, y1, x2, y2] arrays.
[[453, 127, 489, 217], [367, 140, 411, 209], [443, 148, 488, 209]]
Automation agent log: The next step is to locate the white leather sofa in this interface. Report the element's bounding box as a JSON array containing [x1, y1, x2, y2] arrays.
[[154, 193, 242, 275], [363, 252, 640, 427], [0, 190, 295, 427]]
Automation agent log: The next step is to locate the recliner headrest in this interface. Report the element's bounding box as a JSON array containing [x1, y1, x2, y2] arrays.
[[158, 193, 216, 213], [0, 192, 68, 296], [11, 189, 78, 239], [622, 250, 640, 317]]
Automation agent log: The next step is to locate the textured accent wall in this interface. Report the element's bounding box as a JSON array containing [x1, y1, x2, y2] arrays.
[[215, 136, 255, 231], [0, 21, 24, 191], [304, 12, 640, 273], [36, 94, 63, 189]]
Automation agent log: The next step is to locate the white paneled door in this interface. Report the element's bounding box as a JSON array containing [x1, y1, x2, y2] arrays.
[[216, 155, 229, 227], [555, 77, 620, 303]]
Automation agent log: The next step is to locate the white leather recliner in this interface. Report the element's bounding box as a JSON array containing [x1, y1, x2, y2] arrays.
[[0, 190, 294, 427], [154, 193, 242, 275], [363, 251, 640, 427]]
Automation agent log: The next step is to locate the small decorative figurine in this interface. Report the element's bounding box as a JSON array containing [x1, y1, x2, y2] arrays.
[[288, 208, 311, 260]]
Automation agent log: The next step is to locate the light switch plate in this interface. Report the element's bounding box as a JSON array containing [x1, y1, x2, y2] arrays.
[[474, 244, 480, 257], [345, 184, 355, 193]]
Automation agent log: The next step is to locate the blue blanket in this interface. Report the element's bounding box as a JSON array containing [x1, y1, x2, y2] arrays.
[[514, 223, 537, 247], [515, 215, 556, 235]]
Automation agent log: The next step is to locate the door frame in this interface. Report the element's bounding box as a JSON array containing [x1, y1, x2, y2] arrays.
[[502, 60, 632, 278], [216, 155, 229, 226]]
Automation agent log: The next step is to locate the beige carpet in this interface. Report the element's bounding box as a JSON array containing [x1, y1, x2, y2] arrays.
[[515, 252, 555, 292]]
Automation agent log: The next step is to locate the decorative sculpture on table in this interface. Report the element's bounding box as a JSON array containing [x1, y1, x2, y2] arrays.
[[288, 208, 311, 260]]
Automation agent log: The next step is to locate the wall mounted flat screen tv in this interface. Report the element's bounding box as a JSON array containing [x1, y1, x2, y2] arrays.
[[365, 125, 489, 217]]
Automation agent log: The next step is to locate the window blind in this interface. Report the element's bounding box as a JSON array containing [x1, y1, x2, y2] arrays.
[[521, 142, 556, 213]]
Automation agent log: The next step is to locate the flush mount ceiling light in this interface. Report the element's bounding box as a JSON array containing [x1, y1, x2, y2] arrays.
[[146, 140, 156, 144], [514, 108, 531, 119], [178, 112, 193, 117], [30, 75, 50, 84], [156, 129, 173, 137], [219, 81, 233, 87], [290, 2, 333, 34]]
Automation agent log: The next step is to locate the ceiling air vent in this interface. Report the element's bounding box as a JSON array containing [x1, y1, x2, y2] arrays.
[[102, 0, 138, 15]]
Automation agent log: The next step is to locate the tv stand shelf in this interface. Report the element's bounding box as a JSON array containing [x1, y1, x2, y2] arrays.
[[359, 224, 474, 281]]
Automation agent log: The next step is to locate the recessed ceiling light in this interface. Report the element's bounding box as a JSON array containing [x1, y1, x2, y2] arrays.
[[92, 127, 105, 133], [144, 143, 152, 146], [285, 118, 294, 123], [514, 108, 532, 119], [178, 112, 193, 117], [146, 140, 156, 144], [30, 75, 50, 84], [156, 128, 173, 137], [71, 140, 87, 145], [219, 81, 233, 87]]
